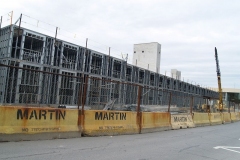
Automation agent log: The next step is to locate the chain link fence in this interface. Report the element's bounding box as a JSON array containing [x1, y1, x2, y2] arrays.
[[0, 63, 238, 113]]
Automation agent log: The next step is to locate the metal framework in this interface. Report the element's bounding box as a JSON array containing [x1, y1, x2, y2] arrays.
[[0, 25, 218, 108]]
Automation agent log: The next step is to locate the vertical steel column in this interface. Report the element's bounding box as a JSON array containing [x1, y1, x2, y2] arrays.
[[190, 96, 193, 114], [56, 69, 62, 104], [40, 36, 46, 65], [0, 16, 2, 32], [37, 66, 43, 105], [50, 38, 55, 66], [59, 43, 64, 67], [228, 101, 230, 113], [81, 75, 89, 113], [79, 75, 88, 132], [79, 38, 88, 107], [19, 29, 25, 60], [71, 72, 77, 105], [77, 75, 83, 110], [168, 92, 172, 112], [233, 102, 235, 112], [107, 47, 110, 77], [75, 48, 80, 70], [54, 27, 58, 45], [10, 11, 13, 25], [137, 85, 142, 134], [15, 63, 23, 104]]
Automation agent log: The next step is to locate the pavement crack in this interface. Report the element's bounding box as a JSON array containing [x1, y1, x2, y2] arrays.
[[1, 151, 60, 160], [179, 145, 200, 153], [188, 152, 219, 160]]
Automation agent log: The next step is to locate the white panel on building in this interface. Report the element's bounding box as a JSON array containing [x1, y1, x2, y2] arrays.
[[132, 42, 161, 73], [171, 69, 181, 80]]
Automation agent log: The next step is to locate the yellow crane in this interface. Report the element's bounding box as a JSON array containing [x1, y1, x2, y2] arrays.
[[215, 47, 223, 112]]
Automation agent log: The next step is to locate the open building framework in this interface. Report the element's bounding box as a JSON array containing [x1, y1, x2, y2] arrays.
[[0, 25, 218, 108]]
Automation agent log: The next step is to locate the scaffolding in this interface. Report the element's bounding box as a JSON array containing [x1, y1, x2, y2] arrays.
[[0, 25, 218, 109]]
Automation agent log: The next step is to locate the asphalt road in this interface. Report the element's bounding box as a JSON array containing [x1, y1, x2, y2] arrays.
[[1, 122, 240, 160]]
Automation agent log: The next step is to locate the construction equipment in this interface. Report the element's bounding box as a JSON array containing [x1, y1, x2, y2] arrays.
[[214, 47, 223, 112]]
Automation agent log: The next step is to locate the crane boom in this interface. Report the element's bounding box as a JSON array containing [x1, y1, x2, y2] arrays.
[[215, 47, 223, 112]]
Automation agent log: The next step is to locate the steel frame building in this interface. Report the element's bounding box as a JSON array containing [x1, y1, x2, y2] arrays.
[[0, 25, 218, 108]]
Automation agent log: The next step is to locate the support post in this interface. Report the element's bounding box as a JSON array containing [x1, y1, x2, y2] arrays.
[[54, 27, 58, 46], [234, 102, 235, 112], [78, 38, 88, 110], [137, 85, 142, 134], [0, 16, 2, 32], [81, 75, 89, 114], [108, 47, 111, 77], [190, 96, 193, 114], [17, 14, 22, 36], [10, 11, 13, 25], [77, 75, 82, 110], [168, 92, 172, 112], [228, 101, 230, 113]]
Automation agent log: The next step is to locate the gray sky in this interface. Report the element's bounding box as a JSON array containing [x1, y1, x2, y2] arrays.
[[1, 0, 240, 89]]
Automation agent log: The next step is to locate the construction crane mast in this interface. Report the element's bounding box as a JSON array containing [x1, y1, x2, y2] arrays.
[[215, 47, 223, 112]]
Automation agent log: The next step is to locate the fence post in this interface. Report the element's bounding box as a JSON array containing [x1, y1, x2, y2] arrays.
[[77, 75, 83, 131], [78, 75, 89, 133], [190, 96, 193, 114], [168, 92, 172, 112], [234, 102, 235, 112], [82, 75, 89, 114], [77, 76, 83, 110], [137, 85, 142, 134], [228, 101, 230, 113]]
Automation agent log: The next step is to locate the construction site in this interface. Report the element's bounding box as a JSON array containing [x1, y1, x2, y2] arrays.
[[0, 12, 240, 143], [0, 23, 222, 112]]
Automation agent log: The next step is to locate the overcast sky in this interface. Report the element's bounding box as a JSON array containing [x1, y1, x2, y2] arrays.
[[1, 0, 240, 89]]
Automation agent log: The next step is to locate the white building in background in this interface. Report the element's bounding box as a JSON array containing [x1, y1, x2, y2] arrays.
[[171, 69, 181, 80], [132, 42, 161, 73]]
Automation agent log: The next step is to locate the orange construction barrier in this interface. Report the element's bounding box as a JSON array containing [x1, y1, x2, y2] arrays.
[[193, 113, 210, 126], [83, 110, 139, 136], [0, 106, 81, 141], [209, 113, 222, 125], [222, 112, 231, 124], [230, 112, 238, 122], [141, 112, 171, 133]]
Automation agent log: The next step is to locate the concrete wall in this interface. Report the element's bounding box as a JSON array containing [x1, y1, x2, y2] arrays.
[[132, 42, 161, 73]]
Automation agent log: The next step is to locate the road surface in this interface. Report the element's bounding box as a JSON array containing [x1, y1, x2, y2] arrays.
[[1, 122, 240, 160]]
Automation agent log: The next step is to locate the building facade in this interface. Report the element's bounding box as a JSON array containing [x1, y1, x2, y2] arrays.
[[133, 42, 161, 73]]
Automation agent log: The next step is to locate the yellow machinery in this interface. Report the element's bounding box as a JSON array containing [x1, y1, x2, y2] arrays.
[[215, 47, 223, 112]]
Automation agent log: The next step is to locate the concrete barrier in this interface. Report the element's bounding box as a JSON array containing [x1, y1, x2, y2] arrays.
[[83, 110, 139, 136], [0, 106, 81, 142], [230, 112, 239, 122], [171, 114, 195, 129], [222, 112, 231, 124], [209, 113, 222, 125], [141, 112, 171, 133], [193, 113, 210, 126]]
